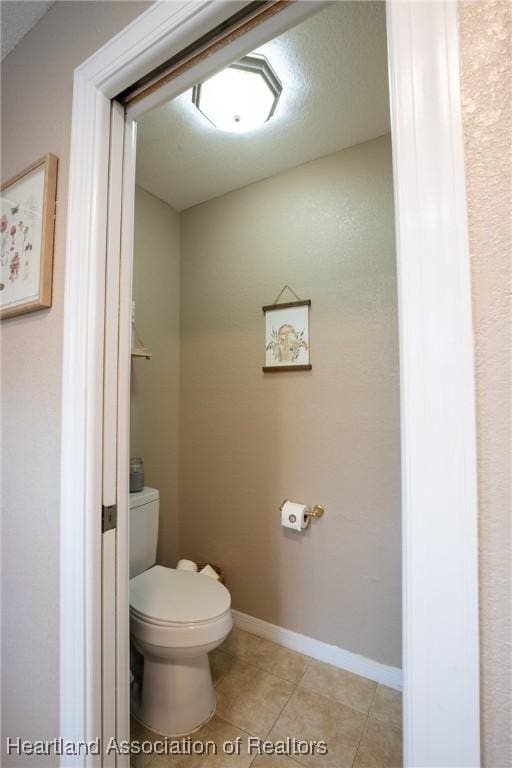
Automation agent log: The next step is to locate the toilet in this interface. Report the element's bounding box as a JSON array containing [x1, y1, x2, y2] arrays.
[[129, 487, 232, 736]]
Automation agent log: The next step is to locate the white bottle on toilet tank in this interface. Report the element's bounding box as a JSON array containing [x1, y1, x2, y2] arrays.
[[129, 487, 159, 578]]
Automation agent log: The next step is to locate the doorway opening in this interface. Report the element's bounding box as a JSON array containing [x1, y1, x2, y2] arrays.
[[128, 3, 401, 762], [59, 1, 481, 765]]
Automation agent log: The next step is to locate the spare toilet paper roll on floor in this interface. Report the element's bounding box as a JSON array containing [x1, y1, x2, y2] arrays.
[[281, 501, 309, 531], [199, 564, 220, 580], [176, 559, 198, 572]]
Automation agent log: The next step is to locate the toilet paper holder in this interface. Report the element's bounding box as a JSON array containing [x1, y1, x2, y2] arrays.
[[279, 500, 325, 521]]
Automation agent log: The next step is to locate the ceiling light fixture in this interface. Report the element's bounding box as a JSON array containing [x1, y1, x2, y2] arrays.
[[192, 54, 282, 133]]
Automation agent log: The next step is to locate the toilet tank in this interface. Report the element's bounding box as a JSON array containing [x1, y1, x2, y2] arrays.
[[129, 486, 159, 578]]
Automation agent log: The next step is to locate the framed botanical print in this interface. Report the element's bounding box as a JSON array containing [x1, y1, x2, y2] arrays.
[[263, 299, 312, 372], [1, 154, 58, 319]]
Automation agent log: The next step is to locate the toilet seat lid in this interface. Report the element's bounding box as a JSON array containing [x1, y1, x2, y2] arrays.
[[129, 565, 231, 625]]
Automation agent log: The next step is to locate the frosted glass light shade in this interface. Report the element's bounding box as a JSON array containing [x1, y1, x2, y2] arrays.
[[192, 54, 282, 133]]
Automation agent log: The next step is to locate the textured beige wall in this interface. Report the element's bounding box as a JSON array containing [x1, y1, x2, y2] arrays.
[[0, 2, 151, 760], [458, 3, 512, 767], [131, 187, 181, 567], [179, 136, 401, 667]]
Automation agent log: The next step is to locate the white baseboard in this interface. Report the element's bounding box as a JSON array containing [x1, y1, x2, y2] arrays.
[[231, 610, 402, 691]]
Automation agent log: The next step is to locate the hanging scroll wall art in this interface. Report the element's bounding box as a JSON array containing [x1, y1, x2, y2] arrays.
[[263, 287, 311, 373]]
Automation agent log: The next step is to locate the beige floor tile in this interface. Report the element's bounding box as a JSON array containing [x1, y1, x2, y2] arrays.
[[215, 660, 295, 738], [130, 717, 168, 768], [131, 631, 387, 768], [353, 717, 402, 768], [147, 715, 253, 768], [267, 687, 365, 768], [369, 686, 402, 730], [258, 642, 311, 684], [219, 627, 254, 658], [210, 648, 238, 685], [220, 628, 311, 683], [251, 756, 303, 767], [299, 660, 377, 714]]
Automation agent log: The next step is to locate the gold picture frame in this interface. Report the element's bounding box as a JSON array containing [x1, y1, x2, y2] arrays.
[[1, 153, 58, 319]]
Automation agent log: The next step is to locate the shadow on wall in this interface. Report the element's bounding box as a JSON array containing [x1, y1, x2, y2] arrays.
[[130, 188, 181, 567]]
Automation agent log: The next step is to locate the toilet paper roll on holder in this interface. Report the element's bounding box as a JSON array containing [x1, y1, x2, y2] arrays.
[[279, 500, 325, 522]]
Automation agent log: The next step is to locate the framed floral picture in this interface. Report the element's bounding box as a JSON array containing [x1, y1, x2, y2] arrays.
[[263, 299, 311, 372], [1, 154, 58, 319]]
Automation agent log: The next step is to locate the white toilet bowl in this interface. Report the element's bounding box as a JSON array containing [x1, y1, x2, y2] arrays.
[[130, 565, 232, 736]]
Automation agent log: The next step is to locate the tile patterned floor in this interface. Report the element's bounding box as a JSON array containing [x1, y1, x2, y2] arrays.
[[130, 627, 402, 768]]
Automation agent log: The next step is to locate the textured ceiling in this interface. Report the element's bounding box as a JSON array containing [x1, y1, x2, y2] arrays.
[[1, 1, 54, 60], [136, 1, 390, 212]]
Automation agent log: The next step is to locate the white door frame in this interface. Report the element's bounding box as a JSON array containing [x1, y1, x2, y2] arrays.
[[60, 2, 480, 766]]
